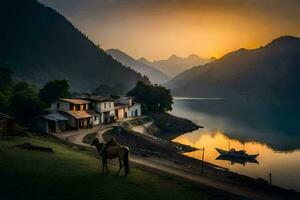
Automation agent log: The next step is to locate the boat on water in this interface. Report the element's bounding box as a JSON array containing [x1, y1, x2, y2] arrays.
[[216, 155, 259, 166], [215, 148, 259, 159]]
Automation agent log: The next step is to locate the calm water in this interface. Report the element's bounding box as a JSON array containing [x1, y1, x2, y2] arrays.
[[171, 98, 300, 191]]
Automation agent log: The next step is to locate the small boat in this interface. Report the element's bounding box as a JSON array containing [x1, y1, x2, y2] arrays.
[[215, 148, 259, 159], [216, 155, 259, 166]]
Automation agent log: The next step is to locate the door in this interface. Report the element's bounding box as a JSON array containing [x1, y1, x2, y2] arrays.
[[48, 121, 56, 133]]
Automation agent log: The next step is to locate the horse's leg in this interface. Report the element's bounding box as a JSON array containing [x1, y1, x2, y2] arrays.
[[105, 159, 109, 175], [116, 157, 123, 176], [102, 157, 106, 174]]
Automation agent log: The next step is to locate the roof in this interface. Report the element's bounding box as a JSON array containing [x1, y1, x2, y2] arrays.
[[85, 96, 114, 102], [59, 98, 90, 105], [42, 113, 69, 122], [115, 105, 128, 109], [64, 111, 92, 119], [86, 109, 100, 115], [115, 103, 130, 108]]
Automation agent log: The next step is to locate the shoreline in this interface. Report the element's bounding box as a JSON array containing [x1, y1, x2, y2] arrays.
[[112, 114, 300, 197], [53, 115, 299, 199]]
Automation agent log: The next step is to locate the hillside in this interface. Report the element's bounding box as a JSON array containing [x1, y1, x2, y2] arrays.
[[166, 36, 300, 99], [106, 49, 169, 84], [0, 136, 224, 200], [139, 55, 214, 78], [0, 0, 149, 92]]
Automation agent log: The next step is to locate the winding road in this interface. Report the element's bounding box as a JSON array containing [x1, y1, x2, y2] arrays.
[[53, 121, 288, 200]]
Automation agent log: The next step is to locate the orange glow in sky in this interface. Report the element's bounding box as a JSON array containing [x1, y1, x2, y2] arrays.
[[40, 0, 300, 60]]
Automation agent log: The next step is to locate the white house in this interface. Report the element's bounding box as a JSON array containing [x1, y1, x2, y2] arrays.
[[51, 99, 93, 129], [86, 96, 115, 124], [115, 97, 142, 119]]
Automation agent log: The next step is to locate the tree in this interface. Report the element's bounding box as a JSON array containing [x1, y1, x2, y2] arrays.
[[0, 68, 13, 93], [93, 83, 126, 96], [39, 80, 70, 105], [10, 81, 43, 122], [127, 81, 173, 113], [0, 68, 13, 112]]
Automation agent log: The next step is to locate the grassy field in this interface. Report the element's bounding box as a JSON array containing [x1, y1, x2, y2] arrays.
[[0, 136, 221, 200]]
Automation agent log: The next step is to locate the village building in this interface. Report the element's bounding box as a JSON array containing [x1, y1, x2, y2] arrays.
[[31, 95, 142, 134], [50, 99, 93, 129], [31, 113, 68, 134], [0, 112, 15, 135], [115, 97, 142, 120], [83, 96, 115, 124]]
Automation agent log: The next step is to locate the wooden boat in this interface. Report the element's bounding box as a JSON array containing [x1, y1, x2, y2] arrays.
[[215, 148, 259, 159], [216, 155, 259, 166]]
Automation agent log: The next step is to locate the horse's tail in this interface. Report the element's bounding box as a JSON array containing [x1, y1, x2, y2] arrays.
[[124, 147, 130, 175]]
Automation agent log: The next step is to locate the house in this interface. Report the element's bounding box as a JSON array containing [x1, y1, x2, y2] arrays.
[[85, 96, 115, 124], [87, 109, 101, 126], [0, 113, 15, 135], [51, 99, 93, 129], [115, 97, 142, 120], [31, 113, 68, 134]]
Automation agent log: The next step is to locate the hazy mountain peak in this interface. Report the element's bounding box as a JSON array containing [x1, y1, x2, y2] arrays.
[[106, 49, 169, 84], [138, 57, 152, 65], [187, 54, 200, 59], [106, 49, 130, 58], [169, 54, 181, 60]]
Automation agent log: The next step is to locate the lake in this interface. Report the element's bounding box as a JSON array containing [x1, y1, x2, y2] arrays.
[[171, 98, 300, 191]]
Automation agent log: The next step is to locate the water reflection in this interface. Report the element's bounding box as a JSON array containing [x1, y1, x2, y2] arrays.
[[171, 98, 300, 151], [174, 131, 300, 191], [215, 155, 259, 166], [171, 98, 300, 191]]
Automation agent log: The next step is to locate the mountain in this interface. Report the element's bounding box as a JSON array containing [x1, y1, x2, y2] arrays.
[[106, 49, 169, 84], [0, 0, 149, 92], [137, 58, 153, 66], [166, 36, 300, 99], [139, 55, 214, 78]]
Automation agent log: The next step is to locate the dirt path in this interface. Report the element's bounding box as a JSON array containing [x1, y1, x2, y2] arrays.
[[53, 122, 288, 200]]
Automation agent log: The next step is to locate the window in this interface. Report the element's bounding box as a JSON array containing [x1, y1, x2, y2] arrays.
[[76, 105, 80, 111], [83, 104, 86, 110], [70, 104, 74, 111], [94, 116, 97, 121], [104, 103, 106, 108], [57, 103, 60, 109]]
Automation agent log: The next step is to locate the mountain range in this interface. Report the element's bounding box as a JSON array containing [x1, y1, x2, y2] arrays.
[[0, 0, 149, 92], [106, 49, 169, 84], [139, 55, 215, 78], [166, 36, 300, 99]]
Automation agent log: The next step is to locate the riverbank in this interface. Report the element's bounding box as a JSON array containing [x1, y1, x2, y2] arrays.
[[98, 116, 300, 200], [121, 113, 202, 140]]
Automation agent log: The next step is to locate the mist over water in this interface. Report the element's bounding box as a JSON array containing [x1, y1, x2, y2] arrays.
[[171, 98, 300, 191]]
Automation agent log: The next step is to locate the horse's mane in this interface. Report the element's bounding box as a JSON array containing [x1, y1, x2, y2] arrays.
[[106, 138, 118, 147]]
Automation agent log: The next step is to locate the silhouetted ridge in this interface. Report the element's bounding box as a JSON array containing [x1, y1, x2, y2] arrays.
[[0, 0, 149, 91], [267, 36, 300, 49], [166, 36, 300, 99]]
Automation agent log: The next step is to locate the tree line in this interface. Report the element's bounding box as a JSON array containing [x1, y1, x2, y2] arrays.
[[0, 68, 174, 124], [0, 68, 70, 124]]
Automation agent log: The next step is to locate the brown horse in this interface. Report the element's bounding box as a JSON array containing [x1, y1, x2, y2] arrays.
[[91, 138, 129, 176]]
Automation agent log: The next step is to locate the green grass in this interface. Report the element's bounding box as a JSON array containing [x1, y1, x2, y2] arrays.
[[0, 136, 219, 200]]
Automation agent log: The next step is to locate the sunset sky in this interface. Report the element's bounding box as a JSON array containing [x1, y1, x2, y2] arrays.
[[39, 0, 300, 60]]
